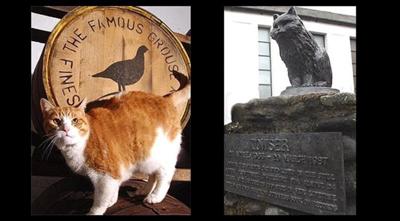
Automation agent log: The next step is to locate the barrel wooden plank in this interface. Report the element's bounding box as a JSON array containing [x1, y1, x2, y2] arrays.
[[32, 6, 191, 135]]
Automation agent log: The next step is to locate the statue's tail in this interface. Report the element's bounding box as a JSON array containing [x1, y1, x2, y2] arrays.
[[322, 52, 333, 87]]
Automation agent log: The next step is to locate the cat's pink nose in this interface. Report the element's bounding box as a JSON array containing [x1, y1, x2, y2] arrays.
[[62, 126, 70, 133]]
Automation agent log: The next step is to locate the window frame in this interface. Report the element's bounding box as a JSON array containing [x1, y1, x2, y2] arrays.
[[258, 26, 272, 98], [350, 37, 356, 91], [310, 31, 326, 49]]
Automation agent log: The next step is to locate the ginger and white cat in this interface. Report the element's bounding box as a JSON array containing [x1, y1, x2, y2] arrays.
[[40, 85, 190, 215]]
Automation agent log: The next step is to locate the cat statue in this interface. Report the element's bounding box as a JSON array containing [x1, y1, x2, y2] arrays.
[[270, 6, 332, 87], [40, 85, 190, 215]]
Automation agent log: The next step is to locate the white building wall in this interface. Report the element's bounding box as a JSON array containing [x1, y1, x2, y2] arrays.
[[224, 16, 259, 125], [224, 9, 356, 124]]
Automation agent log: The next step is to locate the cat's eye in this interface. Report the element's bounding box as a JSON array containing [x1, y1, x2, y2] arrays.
[[72, 118, 78, 124], [53, 118, 61, 126]]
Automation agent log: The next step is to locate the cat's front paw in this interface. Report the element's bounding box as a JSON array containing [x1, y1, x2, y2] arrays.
[[87, 207, 107, 215], [108, 195, 118, 207], [87, 211, 103, 215], [301, 83, 313, 87], [314, 81, 329, 87], [143, 193, 164, 204]]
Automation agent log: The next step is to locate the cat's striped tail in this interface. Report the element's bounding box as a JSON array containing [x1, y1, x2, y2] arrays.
[[164, 84, 191, 107]]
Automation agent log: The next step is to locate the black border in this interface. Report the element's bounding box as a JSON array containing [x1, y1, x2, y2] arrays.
[[1, 0, 388, 217]]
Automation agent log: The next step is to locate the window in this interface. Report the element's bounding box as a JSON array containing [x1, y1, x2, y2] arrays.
[[350, 38, 356, 91], [312, 33, 325, 49], [258, 27, 272, 98]]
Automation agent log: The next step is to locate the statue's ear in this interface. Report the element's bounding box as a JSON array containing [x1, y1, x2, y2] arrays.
[[273, 14, 279, 20], [287, 6, 297, 15]]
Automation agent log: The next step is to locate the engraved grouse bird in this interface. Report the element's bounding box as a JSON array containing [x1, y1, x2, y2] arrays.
[[92, 45, 149, 92]]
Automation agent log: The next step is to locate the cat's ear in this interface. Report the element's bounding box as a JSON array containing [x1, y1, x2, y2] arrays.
[[40, 98, 55, 113], [288, 6, 297, 16], [273, 14, 279, 20], [77, 98, 87, 111]]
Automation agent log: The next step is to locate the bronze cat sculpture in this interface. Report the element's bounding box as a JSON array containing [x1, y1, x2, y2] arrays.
[[270, 6, 332, 87]]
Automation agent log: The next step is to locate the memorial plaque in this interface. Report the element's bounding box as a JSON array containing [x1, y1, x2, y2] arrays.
[[224, 132, 346, 215]]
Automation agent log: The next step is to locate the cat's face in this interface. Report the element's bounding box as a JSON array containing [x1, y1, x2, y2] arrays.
[[271, 7, 303, 40], [40, 99, 90, 147]]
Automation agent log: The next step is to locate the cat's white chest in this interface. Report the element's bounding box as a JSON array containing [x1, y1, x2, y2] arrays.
[[58, 142, 87, 175]]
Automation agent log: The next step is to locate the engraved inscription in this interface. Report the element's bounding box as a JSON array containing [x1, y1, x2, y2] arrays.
[[224, 133, 346, 215]]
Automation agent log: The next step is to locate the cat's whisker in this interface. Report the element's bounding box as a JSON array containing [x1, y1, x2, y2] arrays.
[[37, 135, 57, 152], [42, 138, 54, 159], [38, 141, 56, 160], [40, 135, 57, 160], [37, 135, 54, 145], [45, 139, 57, 160], [41, 142, 51, 160]]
